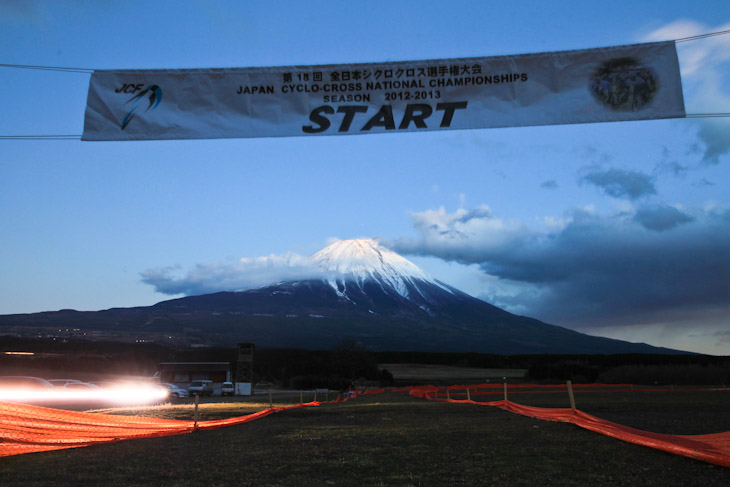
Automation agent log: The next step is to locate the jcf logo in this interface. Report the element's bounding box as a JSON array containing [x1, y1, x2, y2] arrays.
[[116, 83, 163, 130], [115, 83, 147, 94]]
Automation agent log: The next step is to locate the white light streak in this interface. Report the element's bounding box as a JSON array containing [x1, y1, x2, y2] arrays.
[[0, 384, 169, 405]]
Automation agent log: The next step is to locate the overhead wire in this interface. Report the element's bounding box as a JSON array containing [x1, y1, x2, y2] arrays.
[[0, 28, 729, 139], [0, 135, 82, 140], [0, 63, 93, 74], [674, 28, 730, 43], [686, 113, 730, 118]]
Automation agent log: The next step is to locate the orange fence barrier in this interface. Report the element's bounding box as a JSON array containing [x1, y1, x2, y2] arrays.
[[1, 401, 196, 457], [432, 383, 720, 397], [408, 384, 730, 468], [3, 385, 729, 468], [0, 395, 351, 458], [440, 382, 718, 392]]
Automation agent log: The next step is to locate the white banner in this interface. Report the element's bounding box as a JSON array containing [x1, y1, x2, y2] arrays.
[[82, 41, 684, 141]]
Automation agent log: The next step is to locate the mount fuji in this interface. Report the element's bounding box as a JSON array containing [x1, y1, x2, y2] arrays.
[[0, 239, 683, 354]]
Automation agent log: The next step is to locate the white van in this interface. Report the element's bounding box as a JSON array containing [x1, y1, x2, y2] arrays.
[[221, 382, 235, 396], [188, 380, 214, 397]]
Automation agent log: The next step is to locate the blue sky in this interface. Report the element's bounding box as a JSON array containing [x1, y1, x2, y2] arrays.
[[1, 1, 728, 354]]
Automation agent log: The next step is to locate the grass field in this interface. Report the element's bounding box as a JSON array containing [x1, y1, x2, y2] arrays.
[[382, 363, 527, 382], [1, 388, 729, 486]]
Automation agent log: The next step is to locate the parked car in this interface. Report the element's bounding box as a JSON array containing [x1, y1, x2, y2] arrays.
[[188, 380, 214, 397], [0, 376, 54, 389], [63, 382, 101, 390], [221, 382, 235, 396], [48, 379, 83, 387], [88, 380, 120, 389], [0, 376, 55, 402], [162, 383, 188, 398]]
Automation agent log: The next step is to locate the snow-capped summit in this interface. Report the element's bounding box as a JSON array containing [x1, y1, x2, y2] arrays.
[[310, 238, 452, 301]]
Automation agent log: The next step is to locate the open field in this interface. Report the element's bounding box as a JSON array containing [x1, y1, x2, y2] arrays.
[[1, 389, 729, 486], [382, 363, 527, 382]]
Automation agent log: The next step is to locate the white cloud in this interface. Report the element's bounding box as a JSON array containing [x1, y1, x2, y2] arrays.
[[645, 20, 730, 164], [141, 252, 325, 296], [644, 20, 730, 76], [395, 205, 529, 263]]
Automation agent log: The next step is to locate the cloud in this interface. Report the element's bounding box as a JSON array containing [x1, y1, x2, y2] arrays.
[[644, 20, 730, 165], [643, 20, 730, 78], [694, 178, 715, 187], [694, 112, 730, 165], [654, 160, 688, 178], [0, 0, 40, 17], [714, 330, 730, 344], [141, 252, 325, 296], [390, 204, 730, 337], [580, 167, 656, 199], [540, 180, 558, 190], [396, 205, 529, 264], [0, 0, 51, 23], [633, 204, 694, 231]]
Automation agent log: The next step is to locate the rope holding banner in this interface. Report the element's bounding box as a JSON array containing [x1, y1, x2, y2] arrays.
[[675, 28, 730, 43]]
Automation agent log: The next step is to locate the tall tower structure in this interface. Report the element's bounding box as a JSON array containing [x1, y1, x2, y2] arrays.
[[235, 342, 255, 395]]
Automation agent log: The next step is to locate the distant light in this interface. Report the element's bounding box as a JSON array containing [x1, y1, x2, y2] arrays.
[[3, 351, 63, 357], [0, 383, 169, 405]]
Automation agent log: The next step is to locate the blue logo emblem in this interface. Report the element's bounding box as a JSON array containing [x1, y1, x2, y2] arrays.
[[121, 84, 162, 130]]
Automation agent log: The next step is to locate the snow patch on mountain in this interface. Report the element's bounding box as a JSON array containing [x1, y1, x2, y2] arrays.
[[310, 238, 453, 300]]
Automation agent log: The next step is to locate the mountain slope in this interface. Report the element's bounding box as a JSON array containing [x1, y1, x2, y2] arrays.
[[0, 239, 687, 354]]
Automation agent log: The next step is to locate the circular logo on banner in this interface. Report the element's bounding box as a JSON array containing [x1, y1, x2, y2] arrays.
[[590, 58, 658, 111]]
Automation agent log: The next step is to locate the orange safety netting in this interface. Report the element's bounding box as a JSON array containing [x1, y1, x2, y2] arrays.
[[408, 385, 730, 468], [434, 383, 720, 396], [3, 385, 730, 468], [0, 396, 346, 458]]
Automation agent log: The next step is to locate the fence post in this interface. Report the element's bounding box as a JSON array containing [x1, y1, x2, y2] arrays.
[[503, 382, 508, 401], [269, 387, 273, 409], [446, 389, 450, 400], [300, 390, 304, 405], [193, 394, 199, 429], [567, 380, 576, 412], [314, 389, 317, 402], [466, 388, 471, 401]]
